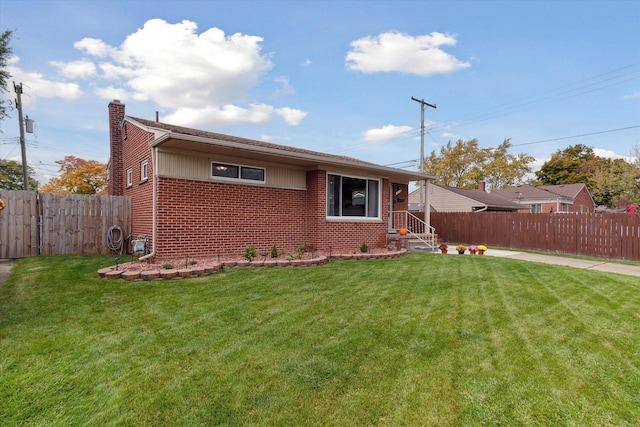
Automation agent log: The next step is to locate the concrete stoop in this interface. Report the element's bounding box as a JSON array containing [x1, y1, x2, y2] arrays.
[[407, 239, 438, 253]]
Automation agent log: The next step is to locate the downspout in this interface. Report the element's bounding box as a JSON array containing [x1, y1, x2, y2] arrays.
[[424, 179, 431, 226], [388, 181, 393, 231], [139, 145, 158, 261]]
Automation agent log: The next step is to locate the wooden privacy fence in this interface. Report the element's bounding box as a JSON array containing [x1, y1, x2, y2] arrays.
[[430, 212, 640, 261], [0, 190, 131, 258]]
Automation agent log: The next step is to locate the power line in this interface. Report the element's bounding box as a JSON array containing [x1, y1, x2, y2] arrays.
[[427, 63, 640, 135], [511, 125, 640, 147], [336, 63, 640, 158]]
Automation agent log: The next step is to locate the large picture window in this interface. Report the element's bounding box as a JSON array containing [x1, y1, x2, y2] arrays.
[[211, 162, 265, 183], [327, 174, 380, 218]]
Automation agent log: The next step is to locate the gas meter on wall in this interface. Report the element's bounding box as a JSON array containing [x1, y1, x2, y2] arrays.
[[132, 240, 146, 254]]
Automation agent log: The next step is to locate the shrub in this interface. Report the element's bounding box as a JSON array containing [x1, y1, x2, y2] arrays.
[[271, 245, 278, 259], [244, 246, 258, 261], [162, 263, 174, 270], [360, 242, 369, 253]]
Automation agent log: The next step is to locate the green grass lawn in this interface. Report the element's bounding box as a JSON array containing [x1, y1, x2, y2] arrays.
[[1, 253, 639, 426]]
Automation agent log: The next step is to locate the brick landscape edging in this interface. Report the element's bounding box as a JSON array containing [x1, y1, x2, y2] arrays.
[[97, 250, 408, 281]]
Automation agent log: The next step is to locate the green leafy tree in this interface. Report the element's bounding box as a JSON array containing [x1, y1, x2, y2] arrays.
[[0, 29, 14, 126], [591, 158, 640, 208], [0, 159, 38, 190], [535, 144, 640, 208], [481, 139, 534, 191], [533, 144, 601, 186], [40, 156, 107, 194], [423, 138, 533, 191], [424, 139, 486, 188]]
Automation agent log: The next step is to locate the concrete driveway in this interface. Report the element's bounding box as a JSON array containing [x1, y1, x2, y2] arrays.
[[444, 248, 640, 277]]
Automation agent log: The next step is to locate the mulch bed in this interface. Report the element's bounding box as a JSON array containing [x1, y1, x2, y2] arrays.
[[98, 249, 408, 281]]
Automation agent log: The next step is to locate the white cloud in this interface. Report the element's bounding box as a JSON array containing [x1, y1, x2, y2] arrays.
[[50, 58, 97, 79], [74, 37, 114, 58], [8, 58, 83, 106], [162, 103, 307, 128], [623, 90, 640, 100], [302, 59, 312, 66], [346, 31, 470, 75], [98, 62, 137, 80], [276, 107, 307, 125], [59, 18, 306, 127], [109, 19, 273, 109], [273, 76, 295, 97], [261, 135, 290, 142], [363, 125, 414, 142], [94, 85, 130, 101], [593, 148, 634, 162]]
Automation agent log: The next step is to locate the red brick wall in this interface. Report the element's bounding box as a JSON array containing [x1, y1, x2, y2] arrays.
[[573, 187, 595, 212], [304, 170, 391, 253], [152, 172, 392, 258], [155, 177, 309, 258], [107, 100, 125, 196], [121, 123, 154, 243], [392, 183, 409, 212]]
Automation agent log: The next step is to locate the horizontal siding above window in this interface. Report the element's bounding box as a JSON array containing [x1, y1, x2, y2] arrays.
[[156, 150, 306, 189]]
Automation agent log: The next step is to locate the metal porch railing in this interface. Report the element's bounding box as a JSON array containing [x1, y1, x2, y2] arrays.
[[390, 210, 437, 251]]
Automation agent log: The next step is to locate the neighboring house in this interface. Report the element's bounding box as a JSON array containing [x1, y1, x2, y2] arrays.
[[409, 182, 525, 212], [107, 100, 436, 259], [492, 183, 596, 213]]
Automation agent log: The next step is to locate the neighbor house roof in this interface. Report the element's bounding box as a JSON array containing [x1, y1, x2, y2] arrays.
[[408, 185, 526, 212], [492, 184, 573, 202], [127, 116, 436, 183], [538, 183, 589, 199], [437, 185, 526, 211]]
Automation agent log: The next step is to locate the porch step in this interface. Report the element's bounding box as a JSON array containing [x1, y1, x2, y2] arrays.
[[407, 239, 438, 253], [386, 233, 438, 253]]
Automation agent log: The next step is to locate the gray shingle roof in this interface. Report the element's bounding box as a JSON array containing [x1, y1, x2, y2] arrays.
[[129, 116, 377, 167], [437, 185, 525, 210], [492, 183, 588, 201]]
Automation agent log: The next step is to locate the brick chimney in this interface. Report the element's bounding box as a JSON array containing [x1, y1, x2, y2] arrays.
[[108, 100, 125, 196], [478, 180, 486, 192]]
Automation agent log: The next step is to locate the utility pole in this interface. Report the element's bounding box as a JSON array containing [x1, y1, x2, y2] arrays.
[[14, 82, 28, 190], [411, 96, 436, 212]]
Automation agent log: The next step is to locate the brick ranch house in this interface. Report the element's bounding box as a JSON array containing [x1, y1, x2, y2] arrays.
[[492, 183, 596, 213], [108, 100, 437, 259]]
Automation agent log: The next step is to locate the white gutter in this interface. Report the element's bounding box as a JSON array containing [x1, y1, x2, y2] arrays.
[[139, 144, 158, 261]]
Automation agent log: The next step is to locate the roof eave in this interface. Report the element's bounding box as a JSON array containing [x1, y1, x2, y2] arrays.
[[147, 128, 435, 182]]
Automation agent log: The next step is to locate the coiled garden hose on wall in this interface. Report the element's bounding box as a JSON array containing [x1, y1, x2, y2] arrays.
[[107, 225, 124, 254]]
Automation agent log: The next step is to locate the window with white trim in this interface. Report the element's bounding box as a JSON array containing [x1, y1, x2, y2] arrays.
[[140, 160, 148, 182], [211, 162, 265, 183], [327, 174, 380, 218], [126, 168, 133, 187], [530, 203, 541, 213]]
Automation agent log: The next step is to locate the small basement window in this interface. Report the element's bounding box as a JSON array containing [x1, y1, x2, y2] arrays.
[[211, 162, 265, 183]]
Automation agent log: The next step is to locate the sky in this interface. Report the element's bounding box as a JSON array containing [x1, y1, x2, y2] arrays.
[[0, 0, 639, 187]]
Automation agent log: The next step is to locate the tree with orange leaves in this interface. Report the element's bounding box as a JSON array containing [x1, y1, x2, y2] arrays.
[[40, 156, 107, 194]]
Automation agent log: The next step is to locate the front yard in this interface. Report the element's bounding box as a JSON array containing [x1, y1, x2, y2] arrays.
[[1, 253, 639, 425]]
